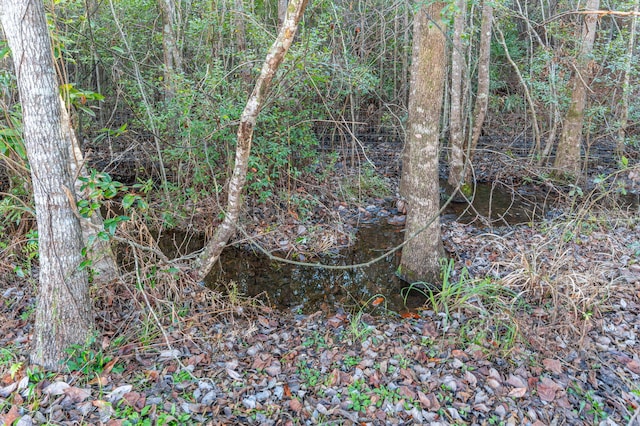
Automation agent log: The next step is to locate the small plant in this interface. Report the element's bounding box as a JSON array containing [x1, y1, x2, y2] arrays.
[[343, 355, 361, 369], [373, 385, 402, 408], [297, 361, 322, 388], [569, 385, 608, 423], [65, 335, 122, 376], [343, 311, 373, 343], [347, 379, 371, 412], [302, 331, 327, 349]]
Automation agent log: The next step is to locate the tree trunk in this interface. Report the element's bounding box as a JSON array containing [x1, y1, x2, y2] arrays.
[[467, 0, 493, 182], [158, 0, 183, 102], [398, 1, 446, 284], [277, 0, 288, 28], [553, 0, 600, 176], [1, 0, 94, 370], [235, 0, 246, 51], [447, 0, 467, 189], [617, 0, 638, 155], [193, 0, 309, 281], [60, 99, 120, 285]]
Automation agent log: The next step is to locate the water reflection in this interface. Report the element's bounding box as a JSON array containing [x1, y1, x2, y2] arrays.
[[206, 225, 415, 312]]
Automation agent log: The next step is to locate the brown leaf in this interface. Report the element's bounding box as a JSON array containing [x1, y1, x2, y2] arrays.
[[88, 375, 109, 386], [417, 390, 431, 409], [252, 353, 272, 370], [1, 405, 19, 426], [506, 374, 527, 389], [289, 398, 303, 413], [508, 387, 527, 398], [368, 370, 381, 387], [626, 359, 640, 374], [64, 386, 92, 403], [398, 386, 416, 400], [101, 357, 120, 375], [283, 383, 292, 398], [542, 358, 563, 375], [122, 391, 143, 408], [537, 377, 560, 402], [451, 349, 469, 361], [257, 316, 270, 328], [422, 321, 438, 338], [464, 371, 478, 387], [144, 370, 160, 381]]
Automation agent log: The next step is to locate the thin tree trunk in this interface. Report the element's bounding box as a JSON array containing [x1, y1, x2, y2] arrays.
[[495, 23, 541, 158], [554, 0, 600, 176], [447, 0, 467, 189], [278, 0, 288, 28], [159, 0, 183, 102], [60, 99, 120, 284], [1, 0, 94, 370], [235, 0, 246, 51], [467, 0, 493, 182], [399, 1, 446, 284], [194, 0, 309, 281], [617, 0, 638, 155]]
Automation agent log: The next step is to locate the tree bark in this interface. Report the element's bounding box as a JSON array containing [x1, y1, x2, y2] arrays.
[[1, 0, 94, 370], [60, 99, 120, 285], [447, 0, 468, 189], [617, 0, 638, 155], [399, 1, 446, 284], [467, 0, 493, 182], [277, 0, 288, 28], [158, 0, 183, 102], [553, 0, 600, 176], [193, 0, 309, 281]]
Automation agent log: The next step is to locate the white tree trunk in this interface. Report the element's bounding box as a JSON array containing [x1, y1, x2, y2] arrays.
[[1, 0, 94, 370], [194, 0, 309, 281], [399, 1, 446, 283]]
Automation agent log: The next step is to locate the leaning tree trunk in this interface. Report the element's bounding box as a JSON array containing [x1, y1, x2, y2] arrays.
[[553, 0, 600, 176], [466, 0, 493, 182], [447, 0, 468, 190], [194, 0, 309, 281], [398, 1, 446, 284], [1, 0, 94, 370], [60, 99, 120, 284]]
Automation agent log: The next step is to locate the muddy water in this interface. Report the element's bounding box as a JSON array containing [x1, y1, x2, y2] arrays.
[[205, 225, 411, 313], [442, 181, 539, 226], [157, 182, 543, 313]]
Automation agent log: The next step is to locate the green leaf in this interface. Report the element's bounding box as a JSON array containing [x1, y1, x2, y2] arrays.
[[620, 156, 629, 168], [122, 194, 136, 209]]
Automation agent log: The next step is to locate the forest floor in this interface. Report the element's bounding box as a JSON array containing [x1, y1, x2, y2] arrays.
[[1, 136, 640, 425]]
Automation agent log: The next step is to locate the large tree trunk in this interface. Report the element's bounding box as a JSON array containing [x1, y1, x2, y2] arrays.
[[553, 0, 600, 176], [447, 0, 467, 190], [193, 0, 309, 281], [1, 0, 94, 370], [398, 1, 446, 284], [467, 0, 493, 182]]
